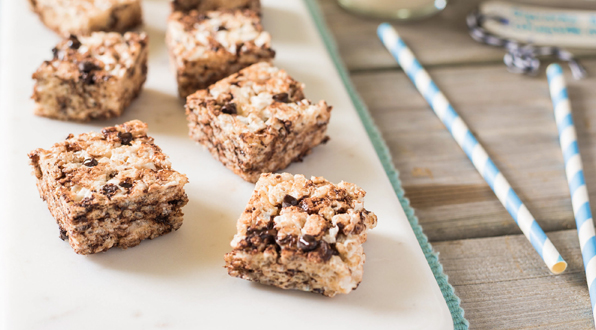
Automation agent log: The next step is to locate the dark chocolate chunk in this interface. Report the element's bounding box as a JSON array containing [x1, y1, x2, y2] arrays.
[[221, 103, 237, 115], [276, 235, 296, 246], [244, 226, 279, 252], [101, 183, 119, 199], [217, 26, 227, 31], [259, 230, 276, 245], [51, 47, 60, 59], [66, 35, 81, 49], [318, 241, 338, 262], [59, 228, 68, 241], [83, 158, 98, 167], [119, 181, 133, 189], [78, 61, 99, 85], [154, 215, 170, 224], [272, 93, 289, 103], [118, 132, 133, 145], [82, 74, 96, 85], [101, 127, 117, 137], [282, 194, 298, 208], [298, 234, 319, 251], [236, 42, 244, 55], [78, 61, 98, 73]]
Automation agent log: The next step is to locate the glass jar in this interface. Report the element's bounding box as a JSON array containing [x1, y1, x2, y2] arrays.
[[337, 0, 448, 20]]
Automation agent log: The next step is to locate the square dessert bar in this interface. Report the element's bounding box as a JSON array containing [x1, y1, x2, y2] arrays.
[[28, 120, 189, 255], [186, 62, 332, 183], [166, 9, 275, 98], [28, 0, 142, 36], [171, 0, 260, 13], [32, 32, 148, 121], [225, 173, 378, 297]]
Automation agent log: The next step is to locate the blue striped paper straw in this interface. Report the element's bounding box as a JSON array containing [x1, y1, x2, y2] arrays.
[[547, 63, 596, 323], [378, 23, 567, 274]]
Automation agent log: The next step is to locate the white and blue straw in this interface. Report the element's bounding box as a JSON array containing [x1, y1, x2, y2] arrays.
[[378, 23, 567, 274], [547, 63, 596, 323]]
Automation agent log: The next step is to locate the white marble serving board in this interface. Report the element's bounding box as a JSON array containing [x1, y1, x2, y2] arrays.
[[0, 0, 453, 329]]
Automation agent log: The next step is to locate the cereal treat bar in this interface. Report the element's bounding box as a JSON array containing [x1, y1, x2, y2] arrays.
[[28, 120, 189, 255], [166, 9, 275, 98], [32, 32, 148, 121], [224, 173, 378, 297], [171, 0, 260, 13], [28, 0, 142, 36], [186, 62, 332, 183]]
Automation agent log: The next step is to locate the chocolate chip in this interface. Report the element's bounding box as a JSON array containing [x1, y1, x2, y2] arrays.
[[259, 231, 276, 245], [221, 103, 237, 115], [83, 158, 98, 167], [336, 223, 345, 234], [236, 42, 244, 55], [51, 47, 60, 59], [282, 194, 298, 208], [59, 228, 68, 241], [154, 215, 170, 224], [82, 74, 96, 85], [78, 61, 98, 73], [66, 35, 81, 49], [318, 241, 338, 262], [217, 26, 227, 31], [272, 93, 289, 103], [78, 61, 99, 85], [119, 181, 133, 189], [101, 183, 119, 199], [298, 234, 319, 251], [118, 132, 133, 145], [101, 127, 117, 137], [276, 235, 295, 246], [244, 226, 278, 251]]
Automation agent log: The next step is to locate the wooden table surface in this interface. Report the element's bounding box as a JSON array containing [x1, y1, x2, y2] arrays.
[[316, 0, 596, 328]]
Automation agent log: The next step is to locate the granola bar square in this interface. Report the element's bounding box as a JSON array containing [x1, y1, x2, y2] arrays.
[[28, 120, 189, 255], [185, 62, 332, 182], [28, 0, 142, 36], [166, 9, 274, 98], [32, 32, 148, 121], [224, 173, 377, 297]]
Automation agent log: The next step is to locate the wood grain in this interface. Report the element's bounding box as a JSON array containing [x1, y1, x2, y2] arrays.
[[318, 0, 596, 71], [351, 60, 596, 241], [434, 230, 593, 329]]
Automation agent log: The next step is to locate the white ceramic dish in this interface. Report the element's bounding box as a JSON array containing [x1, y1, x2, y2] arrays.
[[0, 0, 453, 329]]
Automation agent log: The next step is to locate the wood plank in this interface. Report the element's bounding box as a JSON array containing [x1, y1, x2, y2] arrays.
[[350, 59, 596, 241], [433, 230, 593, 329], [317, 0, 596, 70]]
